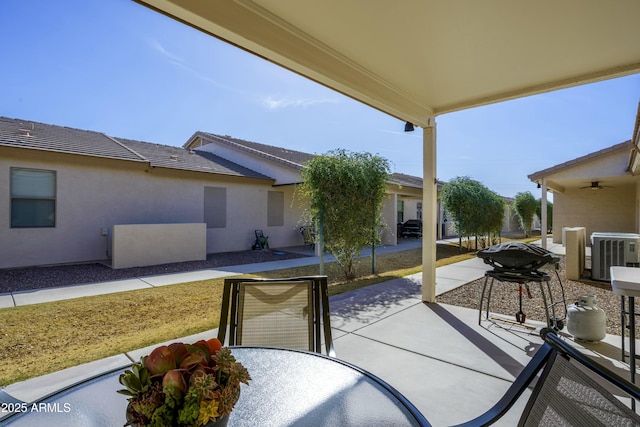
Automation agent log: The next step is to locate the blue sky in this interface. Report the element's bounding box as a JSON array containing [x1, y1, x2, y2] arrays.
[[2, 0, 639, 198]]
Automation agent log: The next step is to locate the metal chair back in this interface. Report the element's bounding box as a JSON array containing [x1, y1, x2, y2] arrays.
[[218, 276, 335, 357], [453, 329, 640, 426]]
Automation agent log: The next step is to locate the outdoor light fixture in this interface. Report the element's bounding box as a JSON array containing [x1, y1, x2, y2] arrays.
[[404, 122, 415, 132], [537, 183, 541, 189]]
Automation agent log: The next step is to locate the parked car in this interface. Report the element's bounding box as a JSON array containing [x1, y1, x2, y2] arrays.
[[397, 220, 422, 238]]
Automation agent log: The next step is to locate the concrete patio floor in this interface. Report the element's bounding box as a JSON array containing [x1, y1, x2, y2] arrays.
[[329, 276, 634, 426], [1, 239, 636, 426]]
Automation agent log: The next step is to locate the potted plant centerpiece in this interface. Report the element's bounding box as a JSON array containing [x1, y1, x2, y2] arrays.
[[118, 338, 250, 427]]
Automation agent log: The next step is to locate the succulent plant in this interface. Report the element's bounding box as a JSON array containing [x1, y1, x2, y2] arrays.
[[179, 349, 208, 370], [118, 338, 250, 427], [118, 358, 150, 397], [168, 342, 189, 366], [162, 369, 187, 398], [144, 346, 176, 376]]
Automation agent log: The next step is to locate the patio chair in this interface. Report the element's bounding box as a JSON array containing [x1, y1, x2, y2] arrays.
[[300, 226, 315, 249], [217, 276, 335, 357], [452, 328, 640, 427]]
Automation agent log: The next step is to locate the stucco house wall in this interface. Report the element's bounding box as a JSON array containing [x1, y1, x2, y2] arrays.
[[552, 183, 637, 245], [2, 150, 192, 268], [209, 182, 306, 252], [380, 193, 398, 244], [1, 147, 306, 269], [112, 223, 207, 269]]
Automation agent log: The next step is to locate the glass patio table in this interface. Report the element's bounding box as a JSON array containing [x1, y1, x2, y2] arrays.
[[2, 346, 431, 426]]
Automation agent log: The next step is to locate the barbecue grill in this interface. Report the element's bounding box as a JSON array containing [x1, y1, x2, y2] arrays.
[[477, 242, 566, 330], [477, 241, 561, 272]]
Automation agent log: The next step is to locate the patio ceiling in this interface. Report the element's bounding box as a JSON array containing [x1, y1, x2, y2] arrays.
[[135, 0, 640, 127]]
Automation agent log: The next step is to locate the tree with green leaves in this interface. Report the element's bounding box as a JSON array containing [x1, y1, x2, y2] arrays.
[[479, 190, 505, 246], [298, 149, 390, 280], [440, 176, 504, 250], [513, 191, 538, 237], [440, 176, 477, 241], [536, 199, 553, 232]]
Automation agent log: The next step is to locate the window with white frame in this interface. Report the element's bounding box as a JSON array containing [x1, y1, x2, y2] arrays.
[[11, 167, 56, 228]]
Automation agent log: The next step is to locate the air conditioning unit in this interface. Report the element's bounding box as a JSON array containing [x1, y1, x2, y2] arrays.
[[591, 232, 640, 281]]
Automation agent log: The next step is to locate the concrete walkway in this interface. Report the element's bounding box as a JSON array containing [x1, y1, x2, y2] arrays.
[[3, 238, 631, 426], [1, 238, 477, 308]]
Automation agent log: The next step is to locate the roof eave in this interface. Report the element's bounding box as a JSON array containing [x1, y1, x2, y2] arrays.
[[0, 142, 150, 164], [528, 140, 633, 182]]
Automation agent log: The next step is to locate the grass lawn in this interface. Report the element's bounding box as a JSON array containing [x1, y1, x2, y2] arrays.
[[0, 238, 522, 386]]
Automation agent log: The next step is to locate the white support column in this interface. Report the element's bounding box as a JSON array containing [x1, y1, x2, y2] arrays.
[[422, 118, 437, 303], [541, 179, 547, 249]]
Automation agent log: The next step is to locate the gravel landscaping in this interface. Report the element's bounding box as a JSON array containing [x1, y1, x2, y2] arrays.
[[438, 257, 639, 337], [0, 250, 308, 294]]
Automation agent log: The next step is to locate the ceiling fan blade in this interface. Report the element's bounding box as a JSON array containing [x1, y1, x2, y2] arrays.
[[578, 181, 613, 190]]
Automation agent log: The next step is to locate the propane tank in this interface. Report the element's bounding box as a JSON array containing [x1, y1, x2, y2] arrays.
[[567, 295, 606, 341]]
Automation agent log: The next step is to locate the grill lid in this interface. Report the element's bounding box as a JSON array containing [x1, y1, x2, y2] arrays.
[[477, 242, 560, 272]]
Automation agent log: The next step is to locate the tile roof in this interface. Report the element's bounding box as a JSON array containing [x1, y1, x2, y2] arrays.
[[116, 137, 271, 179], [191, 132, 424, 188], [0, 116, 271, 180], [0, 117, 145, 162], [389, 172, 423, 189], [192, 132, 314, 169], [0, 116, 421, 185]]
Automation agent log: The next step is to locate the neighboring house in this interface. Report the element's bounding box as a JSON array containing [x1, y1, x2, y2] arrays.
[[1, 117, 424, 269], [390, 172, 424, 225], [184, 132, 425, 246], [0, 117, 284, 269], [528, 103, 640, 244]]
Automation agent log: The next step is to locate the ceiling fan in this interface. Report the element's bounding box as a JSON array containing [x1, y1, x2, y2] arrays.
[[579, 181, 613, 190]]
